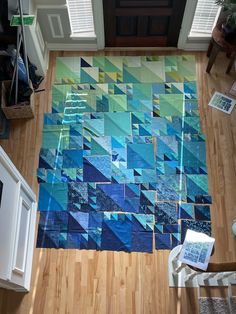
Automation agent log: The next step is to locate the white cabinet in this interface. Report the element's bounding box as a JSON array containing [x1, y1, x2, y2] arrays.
[[0, 146, 37, 292]]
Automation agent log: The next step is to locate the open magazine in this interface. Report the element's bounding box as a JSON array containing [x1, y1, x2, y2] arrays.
[[179, 229, 215, 271], [208, 92, 236, 114]]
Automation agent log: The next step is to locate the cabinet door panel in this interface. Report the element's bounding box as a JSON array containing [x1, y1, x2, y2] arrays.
[[0, 162, 19, 280], [0, 146, 37, 292], [13, 196, 31, 275]]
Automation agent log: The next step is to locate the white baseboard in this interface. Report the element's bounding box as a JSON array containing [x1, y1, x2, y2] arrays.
[[47, 42, 99, 51], [179, 43, 209, 51]]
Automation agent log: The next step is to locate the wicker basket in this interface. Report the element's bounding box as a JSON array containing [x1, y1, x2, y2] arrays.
[[1, 80, 34, 119]]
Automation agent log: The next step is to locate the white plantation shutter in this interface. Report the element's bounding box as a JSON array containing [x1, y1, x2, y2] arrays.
[[67, 0, 95, 35], [190, 0, 220, 35]]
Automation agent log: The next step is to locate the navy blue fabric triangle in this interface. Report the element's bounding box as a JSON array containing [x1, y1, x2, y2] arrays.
[[81, 58, 91, 67]]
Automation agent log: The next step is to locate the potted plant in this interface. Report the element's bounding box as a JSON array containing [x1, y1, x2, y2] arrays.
[[215, 0, 236, 39]]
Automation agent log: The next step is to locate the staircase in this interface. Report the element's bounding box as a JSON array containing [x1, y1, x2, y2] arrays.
[[169, 245, 236, 313]]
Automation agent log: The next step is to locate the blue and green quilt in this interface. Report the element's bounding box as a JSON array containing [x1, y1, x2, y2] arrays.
[[36, 56, 212, 252]]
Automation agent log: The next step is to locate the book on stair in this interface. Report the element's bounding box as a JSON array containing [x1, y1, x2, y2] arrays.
[[179, 229, 215, 271]]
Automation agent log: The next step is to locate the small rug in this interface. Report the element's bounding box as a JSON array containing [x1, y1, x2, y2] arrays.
[[199, 297, 236, 314], [36, 56, 212, 252]]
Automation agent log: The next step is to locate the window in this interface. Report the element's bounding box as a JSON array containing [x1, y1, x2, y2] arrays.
[[189, 0, 221, 37], [66, 0, 96, 38], [178, 0, 222, 49]]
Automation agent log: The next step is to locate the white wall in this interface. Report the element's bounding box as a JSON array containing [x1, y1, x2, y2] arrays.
[[35, 0, 104, 51]]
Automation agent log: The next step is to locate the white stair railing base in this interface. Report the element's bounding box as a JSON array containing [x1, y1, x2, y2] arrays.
[[228, 278, 236, 313], [168, 245, 199, 287], [198, 272, 236, 287], [168, 245, 236, 288]]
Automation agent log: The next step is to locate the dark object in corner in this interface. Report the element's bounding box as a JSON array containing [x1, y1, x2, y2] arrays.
[[222, 23, 236, 41], [0, 56, 13, 81], [0, 110, 10, 139], [8, 80, 33, 106], [28, 61, 44, 90], [0, 0, 16, 48]]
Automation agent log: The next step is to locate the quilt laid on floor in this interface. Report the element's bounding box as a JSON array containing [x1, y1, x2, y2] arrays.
[[36, 55, 212, 252]]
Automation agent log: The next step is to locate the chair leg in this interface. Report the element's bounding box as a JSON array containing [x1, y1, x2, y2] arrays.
[[226, 52, 236, 74], [207, 40, 213, 58], [206, 44, 220, 73]]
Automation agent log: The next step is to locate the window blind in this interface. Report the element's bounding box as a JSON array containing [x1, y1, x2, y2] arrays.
[[67, 0, 95, 35], [190, 0, 220, 34]]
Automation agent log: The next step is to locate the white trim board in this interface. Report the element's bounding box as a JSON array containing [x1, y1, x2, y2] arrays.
[[178, 0, 211, 51], [178, 0, 198, 50], [47, 14, 64, 39], [36, 4, 67, 10], [180, 43, 209, 51], [70, 34, 97, 41], [35, 21, 45, 54], [46, 43, 98, 51], [25, 25, 49, 75], [92, 0, 105, 50]]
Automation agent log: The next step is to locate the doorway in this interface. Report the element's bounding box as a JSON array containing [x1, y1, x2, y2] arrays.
[[103, 0, 187, 47]]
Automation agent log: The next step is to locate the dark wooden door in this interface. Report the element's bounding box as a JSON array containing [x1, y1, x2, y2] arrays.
[[103, 0, 187, 47]]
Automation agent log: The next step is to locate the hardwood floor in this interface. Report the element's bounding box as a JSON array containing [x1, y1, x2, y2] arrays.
[[0, 51, 235, 314]]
